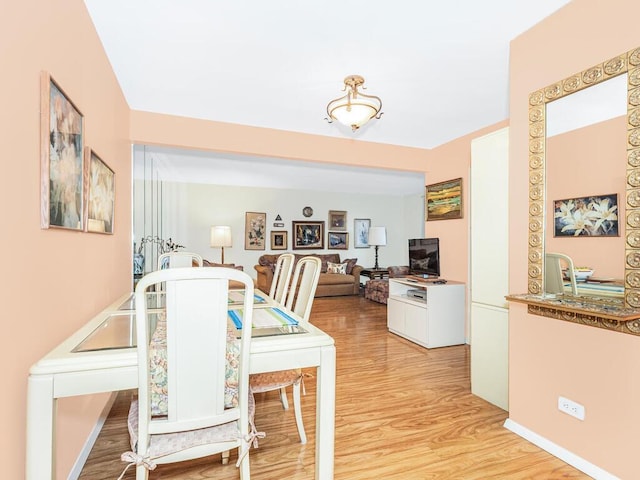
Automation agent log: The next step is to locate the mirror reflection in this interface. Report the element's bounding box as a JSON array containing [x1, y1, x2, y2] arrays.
[[525, 48, 640, 310], [544, 73, 627, 299]]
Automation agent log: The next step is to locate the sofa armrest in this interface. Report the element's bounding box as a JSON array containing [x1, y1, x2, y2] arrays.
[[351, 264, 364, 278], [254, 264, 274, 294]]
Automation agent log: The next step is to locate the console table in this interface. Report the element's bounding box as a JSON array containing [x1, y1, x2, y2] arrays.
[[387, 278, 465, 348]]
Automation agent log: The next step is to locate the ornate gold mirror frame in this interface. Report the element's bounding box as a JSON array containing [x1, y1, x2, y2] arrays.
[[521, 46, 640, 335]]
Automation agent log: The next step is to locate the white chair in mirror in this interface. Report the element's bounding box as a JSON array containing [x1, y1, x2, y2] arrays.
[[157, 251, 203, 270], [545, 252, 578, 296], [250, 256, 322, 444]]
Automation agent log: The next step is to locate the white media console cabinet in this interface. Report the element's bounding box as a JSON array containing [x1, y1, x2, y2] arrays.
[[387, 278, 465, 348]]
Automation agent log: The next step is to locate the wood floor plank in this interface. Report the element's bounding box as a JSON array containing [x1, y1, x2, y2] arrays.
[[78, 295, 590, 479]]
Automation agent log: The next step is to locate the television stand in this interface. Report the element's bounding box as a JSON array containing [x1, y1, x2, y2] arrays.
[[387, 278, 464, 348]]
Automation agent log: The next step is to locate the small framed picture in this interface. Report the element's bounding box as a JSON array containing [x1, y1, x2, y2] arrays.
[[328, 232, 348, 250], [271, 230, 288, 250], [84, 148, 115, 234], [354, 218, 371, 248], [245, 212, 266, 250], [293, 221, 325, 249], [328, 210, 347, 231]]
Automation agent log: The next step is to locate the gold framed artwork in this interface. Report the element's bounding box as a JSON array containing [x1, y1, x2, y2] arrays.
[[328, 232, 348, 250], [270, 230, 288, 250], [328, 210, 347, 231], [293, 221, 324, 249], [40, 72, 85, 230], [426, 177, 463, 221], [84, 148, 115, 234], [245, 212, 266, 250]]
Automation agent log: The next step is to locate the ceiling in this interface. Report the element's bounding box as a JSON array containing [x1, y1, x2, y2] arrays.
[[86, 0, 571, 193]]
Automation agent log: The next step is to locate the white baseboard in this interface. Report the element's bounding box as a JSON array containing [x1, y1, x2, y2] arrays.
[[67, 393, 118, 480], [503, 418, 619, 480]]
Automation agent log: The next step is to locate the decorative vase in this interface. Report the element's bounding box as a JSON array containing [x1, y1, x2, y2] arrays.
[[133, 253, 145, 275]]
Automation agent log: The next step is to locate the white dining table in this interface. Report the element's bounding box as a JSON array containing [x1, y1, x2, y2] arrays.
[[26, 291, 336, 479]]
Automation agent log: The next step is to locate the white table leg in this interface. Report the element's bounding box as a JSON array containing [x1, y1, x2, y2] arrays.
[[315, 344, 336, 480], [26, 375, 56, 480]]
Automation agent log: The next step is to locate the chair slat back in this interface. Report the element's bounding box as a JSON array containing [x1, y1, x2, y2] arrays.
[[545, 252, 577, 296], [135, 267, 254, 441], [269, 253, 295, 304], [285, 256, 321, 322], [157, 251, 204, 270]]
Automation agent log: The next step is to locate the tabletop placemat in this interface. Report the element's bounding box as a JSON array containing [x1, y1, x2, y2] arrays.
[[228, 290, 267, 305], [228, 307, 298, 329]]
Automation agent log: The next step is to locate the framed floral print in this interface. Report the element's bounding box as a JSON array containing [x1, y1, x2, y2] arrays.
[[553, 194, 619, 237], [40, 72, 85, 230], [245, 212, 266, 250]]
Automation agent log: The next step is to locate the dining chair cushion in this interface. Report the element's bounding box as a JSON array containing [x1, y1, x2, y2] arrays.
[[249, 369, 302, 393], [149, 314, 241, 415]]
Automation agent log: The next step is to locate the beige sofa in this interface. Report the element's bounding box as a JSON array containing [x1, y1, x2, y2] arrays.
[[254, 253, 363, 297]]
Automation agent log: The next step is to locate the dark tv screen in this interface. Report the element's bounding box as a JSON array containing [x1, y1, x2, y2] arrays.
[[408, 238, 440, 277]]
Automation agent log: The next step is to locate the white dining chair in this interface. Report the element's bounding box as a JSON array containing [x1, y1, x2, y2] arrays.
[[269, 253, 295, 304], [120, 267, 261, 480], [545, 252, 578, 296], [157, 251, 203, 270], [250, 256, 322, 444]]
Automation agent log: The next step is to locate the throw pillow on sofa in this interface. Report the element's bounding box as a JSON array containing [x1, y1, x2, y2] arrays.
[[327, 261, 348, 274], [342, 258, 358, 274]]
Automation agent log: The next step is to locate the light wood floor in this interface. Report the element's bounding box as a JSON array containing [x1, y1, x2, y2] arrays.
[[79, 296, 589, 479]]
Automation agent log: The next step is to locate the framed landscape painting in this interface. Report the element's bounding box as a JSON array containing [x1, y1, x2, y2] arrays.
[[40, 72, 85, 230], [293, 221, 324, 249], [328, 232, 348, 250], [245, 212, 266, 250], [426, 177, 463, 221], [85, 148, 115, 234]]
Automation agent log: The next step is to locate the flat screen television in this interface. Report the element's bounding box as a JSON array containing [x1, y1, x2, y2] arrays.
[[408, 238, 440, 277]]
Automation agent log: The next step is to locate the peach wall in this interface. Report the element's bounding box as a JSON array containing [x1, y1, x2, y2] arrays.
[[546, 117, 627, 278], [509, 0, 640, 477], [425, 120, 508, 295], [1, 1, 131, 478]]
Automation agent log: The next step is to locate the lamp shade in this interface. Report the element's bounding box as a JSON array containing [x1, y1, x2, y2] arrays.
[[210, 226, 232, 247], [368, 226, 387, 246]]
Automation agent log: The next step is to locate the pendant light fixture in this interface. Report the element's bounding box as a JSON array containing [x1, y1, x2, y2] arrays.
[[326, 75, 383, 131]]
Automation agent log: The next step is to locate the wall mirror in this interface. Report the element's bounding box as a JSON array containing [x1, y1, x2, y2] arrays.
[[524, 46, 640, 334]]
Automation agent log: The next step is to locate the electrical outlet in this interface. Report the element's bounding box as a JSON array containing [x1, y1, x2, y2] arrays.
[[558, 396, 585, 420]]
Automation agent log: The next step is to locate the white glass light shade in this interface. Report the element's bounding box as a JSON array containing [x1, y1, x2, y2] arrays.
[[368, 226, 387, 246], [327, 97, 380, 130], [210, 225, 232, 247]]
